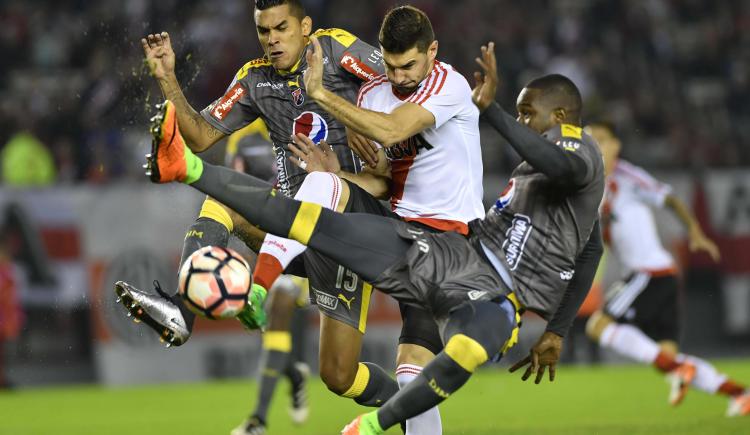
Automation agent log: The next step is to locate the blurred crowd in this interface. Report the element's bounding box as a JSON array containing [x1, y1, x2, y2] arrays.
[[0, 0, 748, 185]]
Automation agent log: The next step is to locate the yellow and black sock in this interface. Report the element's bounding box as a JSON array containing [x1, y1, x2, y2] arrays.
[[253, 331, 292, 421], [376, 334, 489, 431], [341, 362, 399, 407]]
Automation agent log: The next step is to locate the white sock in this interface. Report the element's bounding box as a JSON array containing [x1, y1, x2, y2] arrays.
[[396, 364, 442, 435], [256, 172, 343, 271], [676, 354, 728, 394], [599, 323, 660, 364]]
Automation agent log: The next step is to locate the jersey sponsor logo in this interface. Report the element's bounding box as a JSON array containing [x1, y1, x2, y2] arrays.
[[341, 52, 379, 81], [467, 290, 488, 301], [502, 214, 532, 271], [556, 139, 581, 152], [495, 178, 516, 210], [560, 270, 575, 281], [291, 88, 305, 106], [293, 111, 329, 144], [273, 144, 291, 196], [384, 134, 434, 160], [313, 289, 338, 310], [256, 81, 284, 90], [337, 293, 355, 310], [212, 82, 245, 121]]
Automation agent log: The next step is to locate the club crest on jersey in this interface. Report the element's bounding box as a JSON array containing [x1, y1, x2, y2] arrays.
[[293, 111, 329, 144], [502, 214, 532, 271], [495, 178, 516, 210], [291, 88, 305, 106]]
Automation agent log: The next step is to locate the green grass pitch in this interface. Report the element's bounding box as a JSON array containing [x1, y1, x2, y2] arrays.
[[1, 360, 748, 434]]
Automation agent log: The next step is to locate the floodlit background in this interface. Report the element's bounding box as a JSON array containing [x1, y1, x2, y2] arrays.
[[0, 0, 748, 434]]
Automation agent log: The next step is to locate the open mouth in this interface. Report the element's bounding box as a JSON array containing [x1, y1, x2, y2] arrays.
[[270, 51, 284, 59]]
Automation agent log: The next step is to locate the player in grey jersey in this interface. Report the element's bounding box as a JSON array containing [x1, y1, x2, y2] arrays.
[[143, 45, 605, 433]]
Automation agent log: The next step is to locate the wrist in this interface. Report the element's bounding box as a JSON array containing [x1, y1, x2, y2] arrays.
[[157, 73, 179, 91]]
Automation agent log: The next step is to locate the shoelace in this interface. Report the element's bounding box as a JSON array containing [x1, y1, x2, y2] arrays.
[[153, 280, 171, 300]]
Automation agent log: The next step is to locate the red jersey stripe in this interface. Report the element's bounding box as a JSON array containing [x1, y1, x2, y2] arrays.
[[403, 217, 469, 235], [417, 64, 448, 105], [357, 76, 388, 106]]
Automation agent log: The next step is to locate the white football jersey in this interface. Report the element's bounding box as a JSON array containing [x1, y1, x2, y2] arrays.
[[357, 61, 484, 233], [604, 160, 676, 274]]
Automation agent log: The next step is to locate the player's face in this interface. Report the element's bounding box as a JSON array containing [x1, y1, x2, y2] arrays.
[[515, 88, 556, 134], [254, 5, 312, 71], [585, 125, 621, 176], [382, 41, 438, 95]]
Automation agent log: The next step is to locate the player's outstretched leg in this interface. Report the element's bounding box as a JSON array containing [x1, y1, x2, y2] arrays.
[[114, 102, 240, 346], [342, 299, 517, 435]]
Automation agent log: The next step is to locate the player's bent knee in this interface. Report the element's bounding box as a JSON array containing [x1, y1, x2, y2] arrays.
[[396, 343, 435, 367], [658, 340, 679, 356], [585, 310, 613, 341], [444, 334, 488, 373], [319, 359, 358, 395]]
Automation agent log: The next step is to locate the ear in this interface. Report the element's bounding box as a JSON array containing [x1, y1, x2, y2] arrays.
[[428, 40, 438, 61], [301, 16, 312, 37], [552, 108, 567, 124]]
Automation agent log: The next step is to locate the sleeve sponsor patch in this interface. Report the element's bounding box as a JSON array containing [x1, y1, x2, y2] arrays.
[[211, 82, 246, 121], [340, 51, 379, 81], [561, 124, 583, 139]]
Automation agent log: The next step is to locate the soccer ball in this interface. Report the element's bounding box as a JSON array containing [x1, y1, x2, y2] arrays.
[[178, 246, 251, 319]]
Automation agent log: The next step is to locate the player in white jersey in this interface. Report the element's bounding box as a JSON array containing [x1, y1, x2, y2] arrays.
[[585, 122, 750, 417], [355, 60, 484, 232], [251, 6, 489, 434]]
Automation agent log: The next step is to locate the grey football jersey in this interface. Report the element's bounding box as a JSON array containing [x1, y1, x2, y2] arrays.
[[469, 124, 605, 319], [200, 28, 384, 196]]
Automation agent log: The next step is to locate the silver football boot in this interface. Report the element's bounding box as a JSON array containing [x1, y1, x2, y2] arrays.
[[113, 280, 191, 347]]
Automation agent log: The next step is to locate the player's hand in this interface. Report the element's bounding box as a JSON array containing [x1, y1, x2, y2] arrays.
[[347, 128, 380, 168], [688, 227, 721, 262], [471, 42, 498, 112], [141, 32, 176, 80], [289, 133, 341, 174], [303, 35, 325, 100], [508, 331, 562, 384]]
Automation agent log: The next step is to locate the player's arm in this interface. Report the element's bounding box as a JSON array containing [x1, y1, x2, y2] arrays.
[[288, 134, 391, 200], [664, 194, 720, 261], [304, 36, 434, 147], [483, 103, 591, 186], [142, 32, 225, 152], [546, 220, 604, 337], [510, 220, 604, 384]]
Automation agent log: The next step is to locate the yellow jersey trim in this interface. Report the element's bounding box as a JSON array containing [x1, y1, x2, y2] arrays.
[[561, 124, 583, 140]]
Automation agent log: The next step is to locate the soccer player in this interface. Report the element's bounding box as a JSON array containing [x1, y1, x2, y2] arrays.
[[584, 122, 750, 417], [255, 6, 487, 433], [113, 1, 393, 433], [141, 67, 605, 434]]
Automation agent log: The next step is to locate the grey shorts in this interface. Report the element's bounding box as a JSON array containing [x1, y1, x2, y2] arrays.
[[304, 180, 396, 333], [371, 221, 512, 317]]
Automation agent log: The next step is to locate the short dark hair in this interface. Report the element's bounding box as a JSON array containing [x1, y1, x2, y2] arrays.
[[255, 0, 305, 19], [379, 5, 435, 54], [525, 74, 583, 118]]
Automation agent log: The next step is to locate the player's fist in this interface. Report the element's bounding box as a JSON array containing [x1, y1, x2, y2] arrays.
[[141, 32, 176, 80]]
